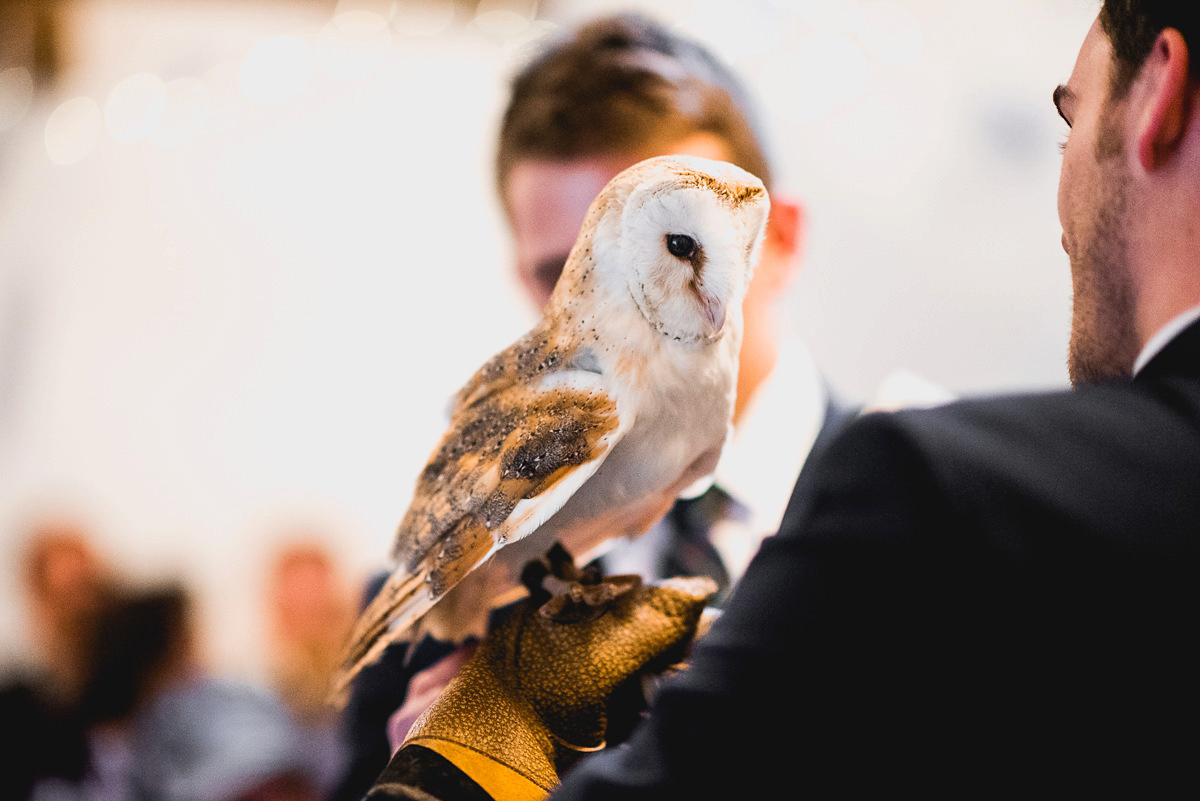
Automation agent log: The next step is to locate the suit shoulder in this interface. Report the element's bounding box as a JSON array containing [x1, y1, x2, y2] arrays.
[[816, 380, 1200, 541], [871, 379, 1195, 466]]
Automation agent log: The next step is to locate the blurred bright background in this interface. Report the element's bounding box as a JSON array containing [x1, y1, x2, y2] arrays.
[[1, 0, 1096, 684]]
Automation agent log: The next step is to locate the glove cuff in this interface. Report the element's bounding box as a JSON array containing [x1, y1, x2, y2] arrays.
[[405, 737, 551, 801], [403, 648, 561, 791]]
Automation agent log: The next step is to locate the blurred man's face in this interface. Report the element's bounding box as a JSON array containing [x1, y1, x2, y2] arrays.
[[505, 156, 627, 310], [504, 134, 731, 310], [1055, 18, 1140, 385]]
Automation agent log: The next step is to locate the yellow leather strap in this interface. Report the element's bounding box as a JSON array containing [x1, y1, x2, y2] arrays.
[[407, 737, 552, 801]]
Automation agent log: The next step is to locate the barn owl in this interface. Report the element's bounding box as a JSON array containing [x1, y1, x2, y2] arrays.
[[336, 155, 769, 695]]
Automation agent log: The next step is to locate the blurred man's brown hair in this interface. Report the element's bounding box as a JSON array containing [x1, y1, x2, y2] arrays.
[[495, 13, 776, 209]]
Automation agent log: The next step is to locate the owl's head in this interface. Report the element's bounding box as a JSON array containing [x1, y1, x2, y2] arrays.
[[577, 155, 770, 346]]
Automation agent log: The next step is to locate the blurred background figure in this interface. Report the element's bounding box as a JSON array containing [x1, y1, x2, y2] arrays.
[[19, 520, 115, 704], [265, 540, 355, 794], [1, 520, 109, 801], [1, 515, 333, 801], [29, 582, 326, 801], [495, 11, 825, 592], [267, 542, 355, 721]]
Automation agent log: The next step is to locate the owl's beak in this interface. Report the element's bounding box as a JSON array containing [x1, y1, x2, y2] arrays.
[[697, 291, 726, 334]]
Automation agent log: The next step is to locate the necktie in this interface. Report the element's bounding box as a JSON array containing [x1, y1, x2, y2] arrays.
[[660, 485, 733, 602]]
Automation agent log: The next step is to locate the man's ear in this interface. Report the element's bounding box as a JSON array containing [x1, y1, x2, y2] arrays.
[[1136, 27, 1194, 171], [758, 194, 805, 291]]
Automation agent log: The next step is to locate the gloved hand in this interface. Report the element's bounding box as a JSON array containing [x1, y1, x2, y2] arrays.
[[398, 555, 717, 799]]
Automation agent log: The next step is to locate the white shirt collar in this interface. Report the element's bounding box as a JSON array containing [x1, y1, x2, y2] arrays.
[[1133, 304, 1200, 375], [714, 337, 826, 539]]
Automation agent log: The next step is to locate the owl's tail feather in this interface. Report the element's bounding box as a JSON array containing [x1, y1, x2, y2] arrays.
[[329, 517, 505, 706], [328, 569, 428, 707]]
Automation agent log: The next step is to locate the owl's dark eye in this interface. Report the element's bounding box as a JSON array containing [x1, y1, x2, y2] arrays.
[[665, 234, 698, 260]]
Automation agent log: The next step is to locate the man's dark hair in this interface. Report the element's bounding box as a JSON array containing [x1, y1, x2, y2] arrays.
[[1100, 1, 1200, 96], [495, 13, 775, 207]]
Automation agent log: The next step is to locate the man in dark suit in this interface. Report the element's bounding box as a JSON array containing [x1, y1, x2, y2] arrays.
[[365, 1, 1200, 797]]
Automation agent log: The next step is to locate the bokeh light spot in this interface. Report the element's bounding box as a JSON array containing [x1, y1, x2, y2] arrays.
[[45, 96, 103, 165]]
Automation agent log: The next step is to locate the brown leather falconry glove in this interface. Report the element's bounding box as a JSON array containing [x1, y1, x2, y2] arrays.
[[393, 557, 717, 801]]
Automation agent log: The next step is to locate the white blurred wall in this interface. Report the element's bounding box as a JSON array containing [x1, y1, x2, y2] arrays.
[[0, 0, 1098, 681]]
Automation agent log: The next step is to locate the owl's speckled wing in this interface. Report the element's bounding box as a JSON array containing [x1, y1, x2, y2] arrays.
[[337, 324, 625, 687]]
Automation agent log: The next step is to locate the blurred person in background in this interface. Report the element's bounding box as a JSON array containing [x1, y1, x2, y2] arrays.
[[494, 12, 832, 591], [1, 520, 112, 801], [265, 541, 355, 796], [19, 521, 116, 704], [29, 582, 326, 801], [332, 13, 857, 801]]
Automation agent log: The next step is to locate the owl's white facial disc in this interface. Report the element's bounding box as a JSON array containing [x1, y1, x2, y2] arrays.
[[620, 182, 768, 346]]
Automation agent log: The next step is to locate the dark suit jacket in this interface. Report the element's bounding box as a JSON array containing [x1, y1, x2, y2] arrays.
[[368, 319, 1200, 799], [551, 318, 1200, 797]]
